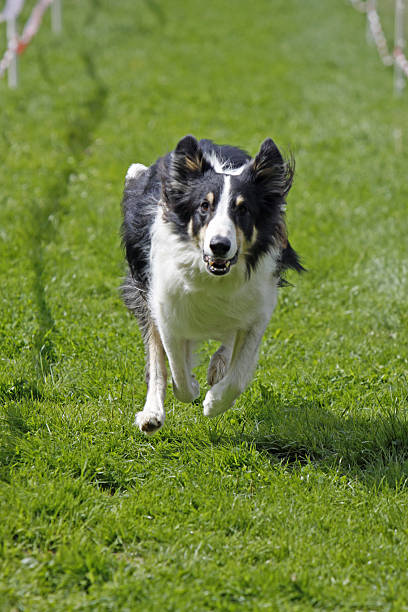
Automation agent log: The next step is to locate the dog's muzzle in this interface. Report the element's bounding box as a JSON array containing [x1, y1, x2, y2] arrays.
[[203, 252, 238, 276]]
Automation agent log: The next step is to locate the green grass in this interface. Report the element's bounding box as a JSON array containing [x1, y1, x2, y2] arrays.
[[1, 0, 408, 609]]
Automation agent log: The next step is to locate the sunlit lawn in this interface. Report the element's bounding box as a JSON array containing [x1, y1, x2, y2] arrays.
[[1, 0, 408, 609]]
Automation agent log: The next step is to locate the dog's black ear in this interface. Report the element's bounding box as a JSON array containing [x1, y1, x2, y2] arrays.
[[164, 135, 211, 204], [162, 136, 211, 203], [172, 135, 211, 178], [250, 138, 294, 197]]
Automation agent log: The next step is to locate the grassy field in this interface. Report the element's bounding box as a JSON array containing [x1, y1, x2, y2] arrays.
[[1, 0, 408, 609]]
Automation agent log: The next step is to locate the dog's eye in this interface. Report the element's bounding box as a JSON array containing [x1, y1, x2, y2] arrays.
[[237, 204, 248, 216], [199, 200, 210, 214]]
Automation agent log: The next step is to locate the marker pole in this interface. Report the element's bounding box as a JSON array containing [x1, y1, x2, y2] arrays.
[[394, 0, 406, 94], [6, 17, 17, 88]]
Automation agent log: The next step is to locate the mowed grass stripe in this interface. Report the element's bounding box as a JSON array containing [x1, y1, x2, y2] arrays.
[[1, 0, 408, 610]]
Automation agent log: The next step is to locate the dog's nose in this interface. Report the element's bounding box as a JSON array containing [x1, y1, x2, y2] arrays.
[[209, 235, 231, 257]]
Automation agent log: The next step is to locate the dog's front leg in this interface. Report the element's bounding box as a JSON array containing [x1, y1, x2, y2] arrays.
[[161, 335, 200, 403], [135, 323, 167, 434], [203, 321, 267, 417]]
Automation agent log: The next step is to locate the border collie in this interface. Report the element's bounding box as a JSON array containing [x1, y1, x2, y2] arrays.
[[121, 136, 303, 434]]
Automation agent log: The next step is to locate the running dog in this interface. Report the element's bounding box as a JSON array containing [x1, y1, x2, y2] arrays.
[[121, 135, 303, 434]]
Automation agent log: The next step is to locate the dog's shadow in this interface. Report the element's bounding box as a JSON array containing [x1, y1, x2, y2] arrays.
[[205, 384, 408, 488]]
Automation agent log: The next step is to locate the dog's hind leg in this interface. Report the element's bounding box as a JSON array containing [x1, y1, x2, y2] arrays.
[[207, 338, 234, 386], [160, 335, 200, 403], [135, 322, 167, 434], [203, 319, 268, 418]]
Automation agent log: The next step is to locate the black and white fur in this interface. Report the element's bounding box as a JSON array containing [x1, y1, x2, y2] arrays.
[[121, 135, 303, 434]]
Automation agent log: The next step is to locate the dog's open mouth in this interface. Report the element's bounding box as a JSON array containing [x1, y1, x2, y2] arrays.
[[203, 252, 238, 276]]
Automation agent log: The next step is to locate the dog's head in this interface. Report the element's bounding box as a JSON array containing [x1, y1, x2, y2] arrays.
[[162, 135, 297, 278]]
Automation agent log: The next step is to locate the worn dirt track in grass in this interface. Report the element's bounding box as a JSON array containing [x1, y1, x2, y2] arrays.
[[30, 51, 108, 380]]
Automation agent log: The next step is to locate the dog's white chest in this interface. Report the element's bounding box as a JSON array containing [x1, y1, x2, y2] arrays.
[[149, 215, 278, 341], [151, 240, 276, 342], [158, 286, 257, 341]]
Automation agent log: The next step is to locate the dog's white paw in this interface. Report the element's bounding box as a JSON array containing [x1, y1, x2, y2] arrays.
[[207, 347, 229, 386], [173, 376, 200, 403], [203, 388, 235, 417], [135, 409, 164, 435]]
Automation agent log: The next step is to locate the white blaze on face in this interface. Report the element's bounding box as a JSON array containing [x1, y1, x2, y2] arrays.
[[203, 175, 237, 259]]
